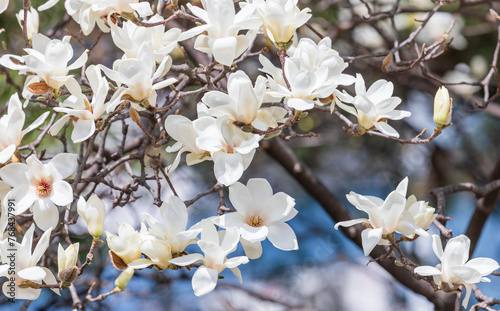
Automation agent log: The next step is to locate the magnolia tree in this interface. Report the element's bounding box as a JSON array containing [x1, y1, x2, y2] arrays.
[[0, 0, 499, 310]]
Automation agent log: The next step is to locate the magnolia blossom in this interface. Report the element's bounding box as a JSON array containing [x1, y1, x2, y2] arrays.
[[128, 196, 202, 270], [334, 177, 433, 256], [0, 93, 49, 163], [16, 8, 39, 40], [169, 221, 249, 296], [77, 194, 106, 239], [0, 154, 77, 231], [260, 37, 355, 111], [100, 42, 176, 112], [187, 0, 260, 66], [201, 70, 285, 130], [255, 0, 311, 47], [142, 196, 200, 254], [65, 0, 153, 35], [106, 223, 143, 269], [110, 16, 186, 63], [215, 178, 298, 259], [0, 225, 59, 300], [165, 115, 260, 186], [49, 65, 108, 143], [0, 33, 87, 97], [415, 235, 500, 308], [335, 74, 411, 137], [261, 56, 337, 111]]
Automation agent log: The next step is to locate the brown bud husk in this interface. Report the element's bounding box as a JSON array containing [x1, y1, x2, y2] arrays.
[[58, 266, 79, 287], [27, 82, 53, 95], [109, 250, 128, 270]]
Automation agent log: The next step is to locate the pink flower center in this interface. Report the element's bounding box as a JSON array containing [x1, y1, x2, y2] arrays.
[[247, 215, 264, 227], [35, 178, 52, 197]]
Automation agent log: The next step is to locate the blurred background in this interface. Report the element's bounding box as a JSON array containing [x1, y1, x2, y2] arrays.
[[1, 0, 500, 310]]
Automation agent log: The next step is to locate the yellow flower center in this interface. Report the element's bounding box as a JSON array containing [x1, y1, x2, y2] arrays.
[[35, 178, 52, 197], [247, 215, 264, 227]]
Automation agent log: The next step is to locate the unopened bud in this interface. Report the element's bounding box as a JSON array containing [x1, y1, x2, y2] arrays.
[[433, 86, 452, 129], [58, 243, 79, 274], [115, 267, 135, 291]]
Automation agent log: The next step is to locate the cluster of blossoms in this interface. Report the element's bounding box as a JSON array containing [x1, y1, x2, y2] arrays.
[[0, 0, 495, 308]]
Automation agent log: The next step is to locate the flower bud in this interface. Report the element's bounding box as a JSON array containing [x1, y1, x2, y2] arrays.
[[77, 195, 106, 240], [58, 243, 79, 286], [115, 267, 135, 291], [16, 8, 39, 41], [433, 86, 452, 128], [58, 243, 79, 273]]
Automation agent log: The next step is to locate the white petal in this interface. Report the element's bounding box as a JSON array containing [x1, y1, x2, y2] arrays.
[[192, 266, 218, 296], [240, 238, 262, 259], [0, 145, 17, 164], [361, 227, 383, 256], [50, 180, 73, 206], [18, 266, 46, 282], [169, 253, 204, 266], [372, 121, 400, 138], [228, 181, 253, 216], [210, 37, 237, 67], [48, 153, 77, 180], [414, 266, 442, 276], [213, 152, 244, 186], [71, 119, 95, 143], [32, 226, 52, 264], [464, 258, 500, 275], [0, 163, 29, 187], [334, 218, 369, 230], [267, 222, 298, 251], [224, 256, 249, 268], [32, 199, 59, 231]]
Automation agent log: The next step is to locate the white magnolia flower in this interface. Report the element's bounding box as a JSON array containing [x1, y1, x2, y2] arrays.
[[260, 37, 355, 111], [0, 33, 87, 97], [142, 196, 201, 254], [106, 223, 143, 269], [202, 70, 284, 130], [0, 154, 77, 231], [77, 194, 106, 240], [0, 93, 49, 163], [65, 0, 153, 35], [49, 65, 108, 143], [110, 15, 186, 63], [255, 0, 311, 47], [335, 74, 411, 137], [215, 178, 298, 258], [169, 221, 249, 296], [100, 42, 176, 112], [165, 115, 260, 186], [187, 0, 261, 66], [334, 177, 431, 256], [16, 8, 39, 40], [0, 225, 59, 300], [415, 235, 500, 308], [261, 56, 338, 111]]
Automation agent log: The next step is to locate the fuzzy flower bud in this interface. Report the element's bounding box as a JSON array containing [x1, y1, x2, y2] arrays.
[[114, 267, 135, 291], [77, 195, 106, 240], [58, 243, 79, 287], [433, 86, 452, 128]]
